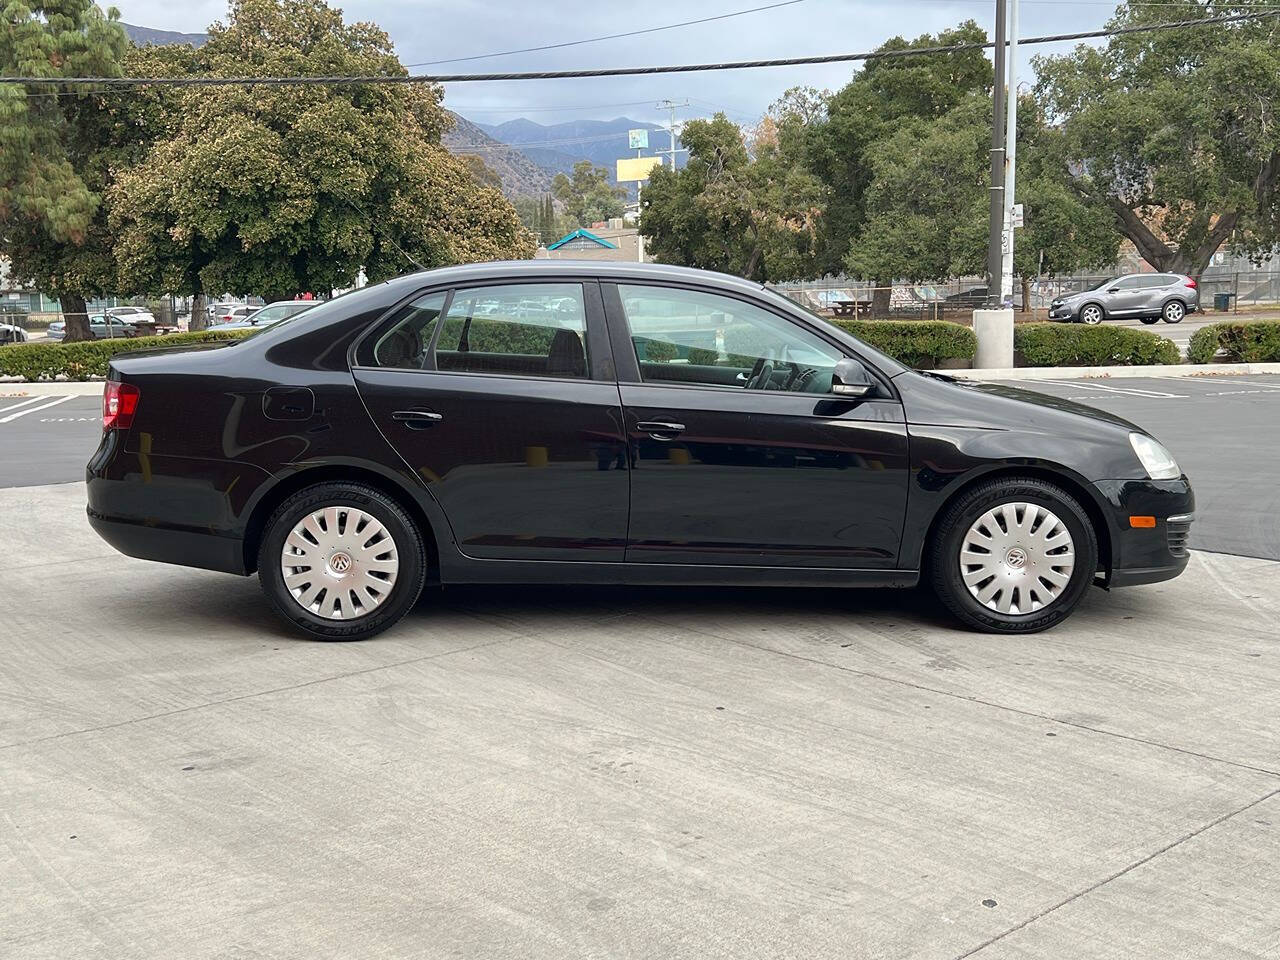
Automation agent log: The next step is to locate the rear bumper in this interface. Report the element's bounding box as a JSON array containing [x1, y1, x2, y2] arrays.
[[1092, 477, 1195, 587], [87, 509, 247, 575]]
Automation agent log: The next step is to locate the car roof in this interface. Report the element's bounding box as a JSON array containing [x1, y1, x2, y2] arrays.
[[372, 259, 772, 298]]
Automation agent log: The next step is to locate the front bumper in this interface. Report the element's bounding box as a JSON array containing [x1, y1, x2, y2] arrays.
[[1048, 303, 1080, 321], [1092, 477, 1194, 587]]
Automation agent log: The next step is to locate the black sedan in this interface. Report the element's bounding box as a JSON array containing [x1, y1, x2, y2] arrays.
[[87, 261, 1193, 640]]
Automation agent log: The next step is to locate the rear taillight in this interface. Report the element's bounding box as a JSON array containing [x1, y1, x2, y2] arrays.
[[1184, 278, 1197, 288], [103, 381, 140, 430]]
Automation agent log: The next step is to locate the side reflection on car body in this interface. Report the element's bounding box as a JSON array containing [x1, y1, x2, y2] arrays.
[[87, 261, 1194, 640]]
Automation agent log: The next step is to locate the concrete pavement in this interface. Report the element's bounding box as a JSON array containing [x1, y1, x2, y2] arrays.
[[3, 481, 1279, 959]]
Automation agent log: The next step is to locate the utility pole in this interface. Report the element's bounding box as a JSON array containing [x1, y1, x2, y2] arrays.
[[984, 0, 1008, 308], [999, 0, 1020, 308], [655, 98, 689, 170]]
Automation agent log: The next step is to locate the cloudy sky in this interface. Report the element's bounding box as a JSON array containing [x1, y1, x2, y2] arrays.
[[113, 0, 1121, 127]]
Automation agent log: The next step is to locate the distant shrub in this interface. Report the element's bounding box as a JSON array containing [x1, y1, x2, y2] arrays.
[[831, 319, 977, 368], [1186, 321, 1280, 364], [0, 329, 252, 381], [1014, 323, 1180, 367]]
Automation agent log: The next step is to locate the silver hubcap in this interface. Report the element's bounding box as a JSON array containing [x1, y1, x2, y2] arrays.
[[281, 506, 399, 620], [1082, 306, 1102, 324], [1165, 303, 1183, 321], [959, 502, 1075, 616]]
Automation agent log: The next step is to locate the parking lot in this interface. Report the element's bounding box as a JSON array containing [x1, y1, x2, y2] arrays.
[[3, 375, 1279, 959]]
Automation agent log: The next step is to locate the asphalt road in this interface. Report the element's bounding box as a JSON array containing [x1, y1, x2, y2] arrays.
[[6, 374, 1278, 560], [986, 374, 1280, 562], [4, 480, 1280, 959]]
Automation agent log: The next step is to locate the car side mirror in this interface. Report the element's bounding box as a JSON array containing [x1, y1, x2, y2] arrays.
[[831, 357, 874, 397]]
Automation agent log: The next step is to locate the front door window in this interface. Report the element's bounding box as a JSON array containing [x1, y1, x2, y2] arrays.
[[617, 284, 843, 393]]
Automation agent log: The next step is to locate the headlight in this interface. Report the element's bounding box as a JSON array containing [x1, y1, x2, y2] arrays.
[[1129, 433, 1180, 480]]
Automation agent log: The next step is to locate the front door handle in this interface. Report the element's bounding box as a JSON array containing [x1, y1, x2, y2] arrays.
[[635, 420, 685, 440], [392, 409, 443, 429]]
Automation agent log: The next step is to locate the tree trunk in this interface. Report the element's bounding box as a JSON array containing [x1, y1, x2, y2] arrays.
[[189, 292, 208, 331], [1020, 276, 1032, 317], [61, 294, 93, 342], [872, 279, 891, 317]]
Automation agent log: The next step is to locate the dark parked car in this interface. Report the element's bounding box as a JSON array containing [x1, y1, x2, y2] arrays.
[[87, 262, 1193, 640], [1049, 274, 1199, 325]]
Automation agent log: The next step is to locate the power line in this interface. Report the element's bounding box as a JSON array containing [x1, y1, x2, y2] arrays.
[[3, 10, 1276, 89], [401, 0, 809, 67]]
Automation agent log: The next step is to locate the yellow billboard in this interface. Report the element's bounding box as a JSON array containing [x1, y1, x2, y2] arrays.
[[616, 156, 664, 183]]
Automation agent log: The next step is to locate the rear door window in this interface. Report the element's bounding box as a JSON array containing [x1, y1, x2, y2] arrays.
[[434, 283, 588, 379]]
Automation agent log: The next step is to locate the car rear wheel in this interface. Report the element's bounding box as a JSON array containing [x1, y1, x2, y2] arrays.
[[258, 482, 427, 640], [1079, 304, 1104, 325], [1162, 300, 1185, 323], [929, 477, 1099, 633]]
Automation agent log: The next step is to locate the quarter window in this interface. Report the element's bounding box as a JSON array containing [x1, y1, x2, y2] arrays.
[[435, 283, 588, 379], [368, 292, 447, 370], [616, 284, 844, 393]]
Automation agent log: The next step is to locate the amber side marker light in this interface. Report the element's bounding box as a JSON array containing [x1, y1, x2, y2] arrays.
[[1129, 516, 1157, 529]]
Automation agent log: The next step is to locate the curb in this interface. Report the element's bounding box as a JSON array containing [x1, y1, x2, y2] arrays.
[[928, 362, 1280, 381], [0, 380, 105, 397]]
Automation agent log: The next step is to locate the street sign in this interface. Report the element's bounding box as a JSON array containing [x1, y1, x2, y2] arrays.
[[616, 156, 664, 182], [628, 128, 649, 150], [1011, 203, 1024, 228]]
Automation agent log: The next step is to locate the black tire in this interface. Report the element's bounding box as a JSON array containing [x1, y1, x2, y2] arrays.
[[928, 477, 1099, 634], [257, 482, 427, 640], [1139, 316, 1160, 325], [1161, 300, 1186, 323]]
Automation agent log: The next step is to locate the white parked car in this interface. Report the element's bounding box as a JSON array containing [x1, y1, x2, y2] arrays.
[[0, 323, 28, 344], [208, 300, 317, 331]]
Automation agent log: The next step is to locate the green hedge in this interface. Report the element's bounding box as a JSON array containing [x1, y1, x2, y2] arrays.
[[1014, 323, 1180, 367], [831, 319, 977, 368], [1186, 321, 1280, 364], [0, 329, 252, 381]]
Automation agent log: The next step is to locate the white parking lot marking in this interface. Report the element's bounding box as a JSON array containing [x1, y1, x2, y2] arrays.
[[1035, 379, 1188, 399], [0, 395, 74, 423], [0, 395, 49, 416]]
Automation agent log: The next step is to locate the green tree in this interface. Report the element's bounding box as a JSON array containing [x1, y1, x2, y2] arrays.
[[1012, 106, 1123, 306], [0, 0, 129, 340], [551, 160, 626, 227], [638, 110, 824, 281], [807, 22, 992, 311], [109, 0, 532, 325], [1035, 2, 1280, 276], [845, 96, 991, 285]]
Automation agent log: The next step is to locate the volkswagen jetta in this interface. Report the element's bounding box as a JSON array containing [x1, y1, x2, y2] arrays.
[[87, 262, 1193, 639]]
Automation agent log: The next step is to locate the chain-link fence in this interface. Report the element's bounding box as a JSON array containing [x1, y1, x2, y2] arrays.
[[775, 265, 1280, 321]]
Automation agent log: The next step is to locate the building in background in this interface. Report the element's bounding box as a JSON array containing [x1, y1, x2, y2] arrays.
[[538, 222, 642, 262]]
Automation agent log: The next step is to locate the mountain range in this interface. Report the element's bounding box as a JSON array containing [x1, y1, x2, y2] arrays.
[[119, 23, 682, 198]]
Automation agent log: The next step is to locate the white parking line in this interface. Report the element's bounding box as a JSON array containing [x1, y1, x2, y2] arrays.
[[1034, 379, 1188, 399], [1207, 378, 1280, 391], [0, 396, 49, 416], [0, 395, 74, 423]]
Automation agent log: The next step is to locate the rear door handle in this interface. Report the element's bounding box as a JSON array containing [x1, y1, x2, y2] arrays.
[[392, 409, 443, 429], [635, 420, 685, 439]]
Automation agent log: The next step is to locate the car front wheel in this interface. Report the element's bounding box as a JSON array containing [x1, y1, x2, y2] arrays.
[[1079, 304, 1104, 325], [1162, 300, 1185, 323], [929, 477, 1099, 633], [258, 482, 427, 640], [1140, 317, 1160, 325]]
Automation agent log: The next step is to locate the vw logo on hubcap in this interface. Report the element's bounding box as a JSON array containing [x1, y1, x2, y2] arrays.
[[328, 551, 353, 576], [1005, 547, 1028, 569]]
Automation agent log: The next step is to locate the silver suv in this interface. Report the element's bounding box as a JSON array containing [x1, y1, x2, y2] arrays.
[[1049, 274, 1199, 325]]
